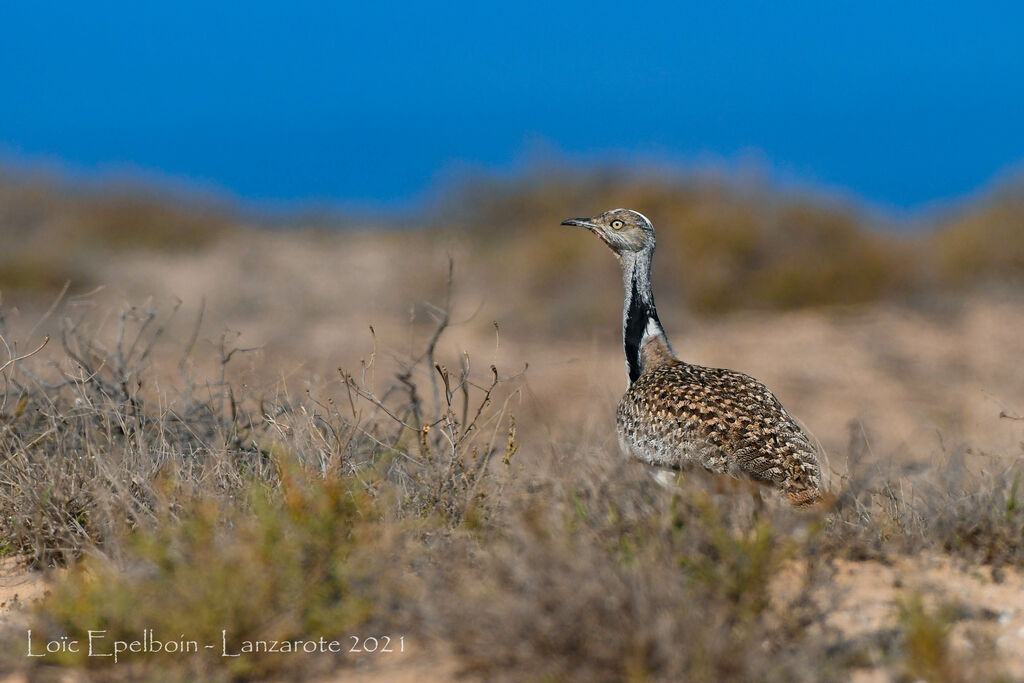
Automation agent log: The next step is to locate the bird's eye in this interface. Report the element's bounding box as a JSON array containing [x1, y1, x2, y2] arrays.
[[611, 220, 624, 230]]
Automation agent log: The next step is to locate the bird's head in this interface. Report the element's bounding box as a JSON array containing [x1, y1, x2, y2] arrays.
[[561, 208, 656, 256]]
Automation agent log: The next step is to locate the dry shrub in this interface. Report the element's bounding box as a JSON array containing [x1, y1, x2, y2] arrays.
[[421, 453, 836, 682], [0, 175, 233, 253], [0, 175, 234, 296], [5, 168, 1024, 316], [0, 287, 526, 679], [0, 257, 92, 296], [2, 295, 1022, 680], [671, 199, 910, 311], [0, 306, 286, 566], [0, 272, 522, 564], [21, 472, 390, 680], [934, 191, 1024, 287], [819, 422, 1024, 568], [444, 169, 922, 324]]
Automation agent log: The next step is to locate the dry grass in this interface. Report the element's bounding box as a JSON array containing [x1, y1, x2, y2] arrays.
[[4, 168, 1024, 309], [0, 292, 1021, 681], [1, 171, 1023, 679]]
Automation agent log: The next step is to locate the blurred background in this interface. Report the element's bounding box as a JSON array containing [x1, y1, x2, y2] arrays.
[[1, 2, 1023, 464]]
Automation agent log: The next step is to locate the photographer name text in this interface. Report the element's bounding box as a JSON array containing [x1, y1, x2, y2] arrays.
[[26, 630, 404, 663]]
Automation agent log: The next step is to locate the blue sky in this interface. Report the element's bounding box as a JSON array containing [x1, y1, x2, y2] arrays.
[[2, 2, 1022, 211]]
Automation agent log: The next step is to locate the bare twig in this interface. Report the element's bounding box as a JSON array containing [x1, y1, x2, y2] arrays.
[[0, 335, 50, 374]]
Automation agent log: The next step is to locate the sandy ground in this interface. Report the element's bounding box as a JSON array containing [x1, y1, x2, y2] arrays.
[[0, 560, 46, 620], [4, 555, 1024, 681], [5, 228, 1023, 468], [0, 559, 48, 682], [776, 554, 1024, 680], [2, 229, 1024, 679]]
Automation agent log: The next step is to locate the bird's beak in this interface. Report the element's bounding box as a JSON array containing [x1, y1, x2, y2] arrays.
[[561, 217, 597, 229]]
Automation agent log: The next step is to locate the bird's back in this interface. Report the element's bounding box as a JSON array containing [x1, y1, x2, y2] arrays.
[[616, 360, 823, 506]]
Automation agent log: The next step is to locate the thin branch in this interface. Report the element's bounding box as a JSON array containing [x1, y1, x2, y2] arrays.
[[0, 335, 50, 374]]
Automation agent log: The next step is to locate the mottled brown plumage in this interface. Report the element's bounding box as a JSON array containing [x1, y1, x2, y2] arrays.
[[562, 209, 823, 506], [617, 356, 822, 506]]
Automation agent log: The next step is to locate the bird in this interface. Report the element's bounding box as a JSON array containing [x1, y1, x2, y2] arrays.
[[561, 208, 824, 507]]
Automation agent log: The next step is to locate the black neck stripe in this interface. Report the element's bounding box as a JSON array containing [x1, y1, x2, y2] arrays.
[[624, 273, 657, 384]]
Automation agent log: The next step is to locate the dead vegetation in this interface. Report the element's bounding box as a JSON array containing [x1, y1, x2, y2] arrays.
[[4, 168, 1024, 313], [1, 170, 1023, 679], [0, 286, 1021, 681]]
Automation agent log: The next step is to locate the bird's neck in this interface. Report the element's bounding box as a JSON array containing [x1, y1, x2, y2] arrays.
[[620, 249, 675, 385]]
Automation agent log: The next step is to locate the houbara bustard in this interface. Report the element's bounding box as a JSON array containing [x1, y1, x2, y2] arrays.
[[562, 208, 824, 507]]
